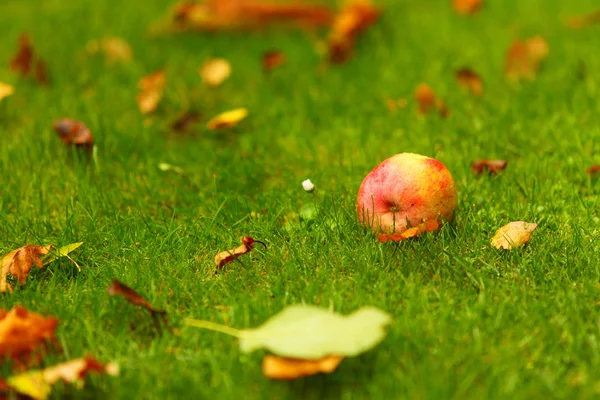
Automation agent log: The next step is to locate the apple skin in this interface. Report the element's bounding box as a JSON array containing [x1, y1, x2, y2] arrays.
[[357, 153, 457, 234]]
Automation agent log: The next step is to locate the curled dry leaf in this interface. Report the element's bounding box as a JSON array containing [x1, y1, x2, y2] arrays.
[[1, 245, 52, 293], [471, 159, 507, 175], [207, 108, 248, 130], [6, 356, 119, 400], [0, 82, 15, 102], [414, 83, 449, 118], [262, 354, 344, 380], [137, 70, 166, 114], [171, 0, 333, 31], [328, 0, 381, 64], [85, 36, 133, 64], [452, 0, 482, 15], [505, 36, 549, 82], [0, 306, 59, 368], [107, 280, 169, 328], [491, 221, 538, 250], [53, 119, 94, 150], [214, 236, 267, 270], [586, 165, 600, 175], [567, 9, 600, 29], [10, 34, 48, 85], [262, 50, 285, 72], [378, 220, 439, 243], [456, 67, 483, 95], [200, 58, 231, 87]]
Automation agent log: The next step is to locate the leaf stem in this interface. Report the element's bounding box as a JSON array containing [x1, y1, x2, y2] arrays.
[[184, 318, 243, 337]]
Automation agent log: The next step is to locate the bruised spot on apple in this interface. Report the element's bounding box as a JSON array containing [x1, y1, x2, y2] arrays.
[[357, 153, 457, 236]]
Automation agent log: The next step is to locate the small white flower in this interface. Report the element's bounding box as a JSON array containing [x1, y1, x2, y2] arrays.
[[302, 179, 315, 193]]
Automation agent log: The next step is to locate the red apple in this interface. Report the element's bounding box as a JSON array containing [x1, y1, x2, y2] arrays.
[[357, 153, 457, 235]]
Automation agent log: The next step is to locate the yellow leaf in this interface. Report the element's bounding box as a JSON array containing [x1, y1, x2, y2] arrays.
[[491, 221, 538, 250], [199, 58, 231, 87], [206, 108, 248, 130], [0, 82, 15, 102]]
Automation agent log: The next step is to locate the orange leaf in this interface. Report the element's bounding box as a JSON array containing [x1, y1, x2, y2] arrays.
[[137, 70, 165, 114], [456, 67, 483, 95], [328, 0, 381, 64], [199, 58, 231, 87], [1, 245, 52, 293], [0, 306, 59, 368], [471, 159, 507, 175], [0, 82, 15, 102], [262, 354, 344, 380], [452, 0, 482, 15], [505, 36, 549, 82], [414, 83, 449, 118], [262, 50, 286, 72], [567, 9, 600, 29], [491, 221, 537, 250], [206, 108, 248, 130], [378, 220, 440, 243], [586, 165, 600, 175], [53, 119, 94, 150], [214, 236, 266, 271]]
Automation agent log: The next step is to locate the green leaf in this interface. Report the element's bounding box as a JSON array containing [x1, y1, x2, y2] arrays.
[[42, 242, 84, 265]]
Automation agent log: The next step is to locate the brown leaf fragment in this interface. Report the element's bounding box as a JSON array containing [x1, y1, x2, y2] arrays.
[[328, 0, 381, 64], [107, 280, 169, 330], [505, 36, 549, 82], [34, 60, 49, 85], [378, 220, 440, 243], [137, 70, 166, 114], [586, 165, 600, 175], [207, 108, 248, 130], [262, 50, 286, 72], [414, 83, 449, 118], [262, 354, 344, 380], [1, 245, 52, 293], [10, 35, 34, 77], [491, 221, 537, 250], [0, 306, 59, 367], [200, 58, 231, 87], [471, 159, 507, 175], [214, 236, 267, 271], [171, 110, 201, 132], [53, 119, 94, 150], [567, 9, 600, 29], [456, 67, 483, 95], [452, 0, 482, 15]]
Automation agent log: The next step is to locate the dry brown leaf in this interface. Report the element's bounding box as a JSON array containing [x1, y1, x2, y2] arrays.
[[328, 0, 380, 63], [452, 0, 482, 15], [491, 221, 537, 250], [1, 245, 52, 293], [471, 159, 507, 175], [137, 70, 165, 114], [207, 108, 248, 130], [262, 50, 286, 72], [172, 0, 333, 31], [107, 280, 169, 330], [378, 220, 440, 243], [414, 83, 449, 118], [214, 236, 267, 271], [567, 9, 600, 29], [456, 67, 483, 95], [85, 36, 133, 64], [0, 306, 59, 368], [10, 35, 48, 85], [262, 354, 344, 379], [53, 119, 94, 150], [505, 36, 549, 82], [200, 58, 231, 87], [0, 82, 15, 102], [586, 165, 600, 175]]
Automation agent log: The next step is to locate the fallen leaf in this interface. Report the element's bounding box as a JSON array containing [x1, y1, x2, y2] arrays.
[[0, 306, 59, 368], [567, 9, 600, 29], [505, 36, 549, 82], [185, 304, 391, 359], [262, 354, 344, 379], [34, 60, 49, 85], [491, 221, 538, 250], [53, 120, 94, 150], [586, 165, 600, 175], [171, 110, 201, 132], [6, 356, 119, 400], [456, 67, 483, 95], [1, 245, 51, 293], [414, 83, 449, 117], [85, 36, 133, 64], [0, 82, 15, 102], [328, 0, 381, 63], [471, 159, 507, 175], [214, 236, 266, 270], [137, 70, 165, 114], [9, 34, 48, 85], [107, 280, 164, 315], [199, 58, 231, 87], [262, 49, 286, 72], [378, 219, 439, 243], [452, 0, 482, 15], [206, 108, 248, 130]]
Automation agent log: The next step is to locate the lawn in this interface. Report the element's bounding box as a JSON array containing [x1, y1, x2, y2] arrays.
[[1, 0, 600, 398]]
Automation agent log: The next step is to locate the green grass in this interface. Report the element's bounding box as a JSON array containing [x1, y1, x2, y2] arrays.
[[2, 0, 600, 398]]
